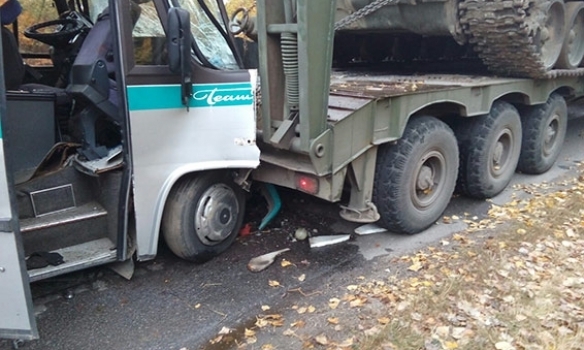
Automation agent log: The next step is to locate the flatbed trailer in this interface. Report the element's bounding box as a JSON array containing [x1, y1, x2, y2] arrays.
[[250, 0, 582, 234]]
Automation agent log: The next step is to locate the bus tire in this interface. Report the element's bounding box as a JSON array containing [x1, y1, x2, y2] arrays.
[[457, 101, 522, 199], [373, 116, 459, 234], [162, 171, 245, 262], [517, 93, 567, 174]]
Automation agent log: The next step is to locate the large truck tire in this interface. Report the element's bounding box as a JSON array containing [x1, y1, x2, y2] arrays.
[[162, 171, 245, 262], [517, 93, 568, 174], [373, 116, 459, 234], [457, 101, 522, 199]]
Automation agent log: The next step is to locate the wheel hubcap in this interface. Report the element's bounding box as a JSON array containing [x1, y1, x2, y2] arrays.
[[412, 150, 445, 210], [490, 129, 514, 177], [194, 184, 239, 246], [543, 114, 560, 156]]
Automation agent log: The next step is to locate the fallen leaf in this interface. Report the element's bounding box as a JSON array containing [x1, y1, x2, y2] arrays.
[[408, 262, 423, 272], [350, 297, 366, 308], [268, 280, 281, 287], [244, 328, 256, 338], [329, 298, 341, 309], [327, 317, 339, 325], [377, 317, 390, 325], [209, 335, 223, 344], [256, 314, 284, 328], [291, 320, 305, 328], [261, 305, 271, 311], [298, 274, 306, 282], [282, 329, 295, 336], [315, 334, 328, 345], [281, 259, 292, 267], [307, 305, 316, 313], [445, 341, 458, 349], [261, 345, 275, 350]]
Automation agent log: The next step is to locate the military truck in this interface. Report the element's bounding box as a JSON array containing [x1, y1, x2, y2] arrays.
[[0, 0, 581, 340]]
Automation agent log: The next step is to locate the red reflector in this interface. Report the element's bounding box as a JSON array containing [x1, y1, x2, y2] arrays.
[[296, 175, 318, 194]]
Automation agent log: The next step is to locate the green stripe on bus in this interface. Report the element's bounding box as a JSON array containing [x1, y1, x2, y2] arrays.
[[127, 83, 253, 110]]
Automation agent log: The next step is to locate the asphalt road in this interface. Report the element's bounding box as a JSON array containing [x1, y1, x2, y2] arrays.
[[1, 117, 583, 350]]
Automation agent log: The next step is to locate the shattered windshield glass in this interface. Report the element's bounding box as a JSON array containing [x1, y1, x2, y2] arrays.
[[170, 0, 238, 69]]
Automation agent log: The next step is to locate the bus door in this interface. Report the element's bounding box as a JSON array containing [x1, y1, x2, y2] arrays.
[[0, 36, 38, 340]]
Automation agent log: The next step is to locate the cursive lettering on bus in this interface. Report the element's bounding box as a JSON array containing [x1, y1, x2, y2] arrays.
[[192, 88, 253, 106]]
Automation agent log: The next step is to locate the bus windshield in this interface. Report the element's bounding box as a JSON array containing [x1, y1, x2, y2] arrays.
[[170, 0, 238, 70]]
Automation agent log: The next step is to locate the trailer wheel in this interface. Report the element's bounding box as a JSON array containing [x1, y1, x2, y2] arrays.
[[457, 101, 522, 199], [373, 116, 459, 234], [162, 172, 245, 262], [517, 93, 567, 174]]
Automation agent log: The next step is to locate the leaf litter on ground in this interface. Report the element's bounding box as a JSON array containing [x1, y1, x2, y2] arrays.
[[208, 169, 584, 349]]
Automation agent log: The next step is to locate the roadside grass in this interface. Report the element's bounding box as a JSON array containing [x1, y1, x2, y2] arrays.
[[356, 173, 584, 350]]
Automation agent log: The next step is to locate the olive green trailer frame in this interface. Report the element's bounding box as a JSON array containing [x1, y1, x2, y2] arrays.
[[254, 71, 584, 217]]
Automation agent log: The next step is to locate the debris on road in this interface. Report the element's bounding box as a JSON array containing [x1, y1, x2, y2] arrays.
[[238, 223, 253, 237], [294, 227, 309, 240], [259, 183, 282, 230], [247, 248, 290, 272], [355, 223, 388, 236], [309, 234, 351, 248]]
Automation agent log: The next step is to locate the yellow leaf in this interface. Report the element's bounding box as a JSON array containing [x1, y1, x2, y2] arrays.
[[408, 262, 423, 272], [329, 298, 341, 309], [244, 328, 256, 338], [268, 280, 281, 287], [261, 305, 271, 311], [445, 341, 458, 349], [255, 317, 269, 328], [350, 297, 366, 308], [327, 317, 339, 325], [297, 307, 307, 314], [346, 285, 358, 291], [298, 274, 306, 282], [261, 345, 275, 350], [307, 305, 316, 313], [281, 259, 292, 267], [377, 317, 390, 325]]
